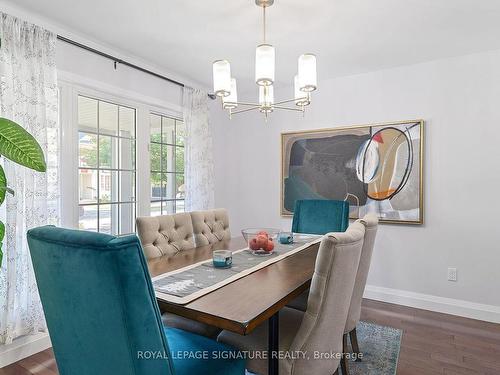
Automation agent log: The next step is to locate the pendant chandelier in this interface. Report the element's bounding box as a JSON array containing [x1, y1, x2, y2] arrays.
[[212, 0, 318, 120]]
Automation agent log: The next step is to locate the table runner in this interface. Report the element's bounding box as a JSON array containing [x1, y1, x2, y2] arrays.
[[152, 234, 322, 305]]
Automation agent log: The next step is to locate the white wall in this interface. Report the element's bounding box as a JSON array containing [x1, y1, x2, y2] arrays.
[[211, 49, 500, 316]]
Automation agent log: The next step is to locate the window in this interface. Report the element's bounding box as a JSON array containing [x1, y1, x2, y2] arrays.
[[78, 95, 136, 234], [150, 113, 185, 216]]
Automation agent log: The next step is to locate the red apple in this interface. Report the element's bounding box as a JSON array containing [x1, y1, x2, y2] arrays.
[[257, 230, 269, 239], [256, 235, 268, 249], [249, 238, 260, 250], [264, 239, 275, 252]]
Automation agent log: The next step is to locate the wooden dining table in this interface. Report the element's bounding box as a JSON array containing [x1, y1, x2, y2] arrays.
[[147, 237, 320, 375]]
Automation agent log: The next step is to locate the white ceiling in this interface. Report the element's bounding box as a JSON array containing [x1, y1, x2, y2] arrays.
[[9, 0, 500, 91]]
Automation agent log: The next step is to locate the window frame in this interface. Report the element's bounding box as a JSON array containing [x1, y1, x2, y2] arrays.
[[58, 76, 183, 231]]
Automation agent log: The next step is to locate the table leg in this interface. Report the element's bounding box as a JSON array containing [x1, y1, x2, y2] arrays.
[[268, 311, 279, 375]]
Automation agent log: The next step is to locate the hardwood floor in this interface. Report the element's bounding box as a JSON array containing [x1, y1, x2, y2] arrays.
[[362, 299, 500, 375], [1, 299, 500, 374]]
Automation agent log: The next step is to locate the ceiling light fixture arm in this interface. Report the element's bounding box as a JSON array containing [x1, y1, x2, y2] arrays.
[[224, 94, 309, 118], [224, 95, 308, 108], [230, 105, 261, 115], [273, 105, 305, 112]]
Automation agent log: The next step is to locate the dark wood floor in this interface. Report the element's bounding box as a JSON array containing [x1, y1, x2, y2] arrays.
[[1, 299, 500, 374]]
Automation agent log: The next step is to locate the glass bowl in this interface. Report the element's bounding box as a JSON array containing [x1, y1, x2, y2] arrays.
[[241, 228, 281, 256]]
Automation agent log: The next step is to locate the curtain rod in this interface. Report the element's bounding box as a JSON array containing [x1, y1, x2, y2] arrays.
[[57, 35, 216, 99]]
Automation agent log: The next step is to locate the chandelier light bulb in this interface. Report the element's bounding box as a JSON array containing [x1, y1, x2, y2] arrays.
[[294, 75, 310, 106], [213, 60, 232, 97], [255, 44, 275, 86], [259, 85, 274, 113], [223, 79, 238, 109], [298, 54, 317, 92]]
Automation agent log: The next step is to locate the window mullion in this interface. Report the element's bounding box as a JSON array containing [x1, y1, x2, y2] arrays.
[[173, 120, 177, 213], [117, 106, 121, 235], [96, 100, 100, 232]]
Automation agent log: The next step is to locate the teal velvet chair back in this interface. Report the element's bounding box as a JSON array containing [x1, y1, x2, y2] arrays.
[[291, 199, 350, 235], [27, 226, 175, 375]]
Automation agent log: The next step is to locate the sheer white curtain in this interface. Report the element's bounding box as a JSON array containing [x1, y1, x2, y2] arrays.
[[183, 87, 215, 211], [0, 13, 60, 344]]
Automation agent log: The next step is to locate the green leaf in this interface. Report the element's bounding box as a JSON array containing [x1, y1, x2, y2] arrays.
[[0, 220, 4, 268], [0, 165, 5, 204], [0, 118, 46, 172]]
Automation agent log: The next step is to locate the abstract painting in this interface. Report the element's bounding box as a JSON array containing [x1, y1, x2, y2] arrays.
[[281, 120, 424, 224]]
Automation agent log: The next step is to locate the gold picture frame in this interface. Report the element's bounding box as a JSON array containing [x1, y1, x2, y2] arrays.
[[281, 120, 424, 224]]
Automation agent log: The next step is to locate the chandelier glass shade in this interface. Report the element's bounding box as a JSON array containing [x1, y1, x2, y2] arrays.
[[298, 54, 317, 92], [255, 44, 275, 86], [212, 0, 317, 120], [213, 60, 231, 97]]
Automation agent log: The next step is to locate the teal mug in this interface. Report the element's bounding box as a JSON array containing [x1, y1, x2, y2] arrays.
[[279, 232, 294, 244], [213, 250, 232, 268]]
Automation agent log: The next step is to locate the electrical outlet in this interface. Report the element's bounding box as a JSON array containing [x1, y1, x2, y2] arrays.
[[448, 267, 457, 282]]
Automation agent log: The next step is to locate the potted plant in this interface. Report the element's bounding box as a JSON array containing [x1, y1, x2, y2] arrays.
[[0, 118, 46, 266]]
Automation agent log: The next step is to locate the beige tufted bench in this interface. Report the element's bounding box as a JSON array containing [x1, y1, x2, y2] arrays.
[[136, 213, 195, 260], [190, 208, 231, 246]]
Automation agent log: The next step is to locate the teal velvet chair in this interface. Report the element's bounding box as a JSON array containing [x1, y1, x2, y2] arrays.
[[291, 199, 350, 235], [27, 226, 245, 375]]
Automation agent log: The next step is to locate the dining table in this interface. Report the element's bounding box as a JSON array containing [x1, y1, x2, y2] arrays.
[[147, 236, 321, 375]]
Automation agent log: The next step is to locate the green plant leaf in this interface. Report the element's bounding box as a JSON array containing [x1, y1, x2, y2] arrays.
[[0, 220, 4, 243], [0, 165, 5, 204], [0, 220, 4, 267], [0, 118, 46, 172]]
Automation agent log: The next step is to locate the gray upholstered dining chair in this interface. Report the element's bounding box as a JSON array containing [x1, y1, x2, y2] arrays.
[[190, 208, 231, 246], [287, 213, 379, 373], [343, 213, 378, 364], [136, 213, 195, 259], [217, 221, 365, 375], [136, 213, 221, 338]]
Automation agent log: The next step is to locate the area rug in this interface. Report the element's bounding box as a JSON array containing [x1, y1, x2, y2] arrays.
[[348, 321, 402, 375], [245, 321, 401, 375]]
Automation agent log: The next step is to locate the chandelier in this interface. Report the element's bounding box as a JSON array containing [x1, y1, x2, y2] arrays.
[[212, 0, 318, 120]]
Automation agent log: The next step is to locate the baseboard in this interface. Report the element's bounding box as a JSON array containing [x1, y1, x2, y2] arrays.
[[0, 333, 52, 368], [364, 285, 500, 324]]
